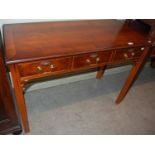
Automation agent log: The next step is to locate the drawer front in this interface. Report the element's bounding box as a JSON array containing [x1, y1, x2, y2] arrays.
[[17, 57, 72, 77], [113, 47, 144, 63], [73, 51, 112, 69]]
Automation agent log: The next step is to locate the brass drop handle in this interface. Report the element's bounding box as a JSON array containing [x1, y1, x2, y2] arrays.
[[128, 42, 134, 46], [37, 66, 43, 71], [86, 59, 91, 63], [131, 52, 135, 56], [124, 53, 128, 58], [141, 47, 145, 51], [50, 64, 56, 69], [96, 57, 100, 62]]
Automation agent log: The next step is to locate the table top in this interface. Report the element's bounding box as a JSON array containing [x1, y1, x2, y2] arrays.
[[3, 20, 150, 64]]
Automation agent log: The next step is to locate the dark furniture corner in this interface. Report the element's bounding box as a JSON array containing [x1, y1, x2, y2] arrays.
[[137, 20, 155, 67], [0, 32, 22, 135], [3, 20, 153, 133], [126, 19, 155, 67]]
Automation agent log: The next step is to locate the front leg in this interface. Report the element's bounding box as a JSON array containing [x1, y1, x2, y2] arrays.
[[116, 47, 151, 104], [96, 66, 107, 79], [9, 64, 30, 133]]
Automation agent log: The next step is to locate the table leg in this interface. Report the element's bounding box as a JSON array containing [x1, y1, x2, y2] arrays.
[[9, 64, 30, 133], [96, 66, 107, 79], [116, 47, 151, 104]]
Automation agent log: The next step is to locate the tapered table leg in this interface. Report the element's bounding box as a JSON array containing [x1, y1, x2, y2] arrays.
[[9, 64, 30, 133], [116, 47, 151, 104], [96, 66, 107, 79]]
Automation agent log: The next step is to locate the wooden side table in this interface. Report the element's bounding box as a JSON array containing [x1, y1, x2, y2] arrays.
[[3, 20, 152, 133]]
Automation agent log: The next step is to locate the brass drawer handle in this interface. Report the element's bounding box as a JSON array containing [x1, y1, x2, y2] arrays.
[[96, 57, 100, 62], [128, 42, 134, 45], [124, 53, 128, 58], [50, 64, 56, 69], [141, 47, 145, 51], [37, 66, 43, 71], [131, 52, 135, 56], [86, 59, 91, 63]]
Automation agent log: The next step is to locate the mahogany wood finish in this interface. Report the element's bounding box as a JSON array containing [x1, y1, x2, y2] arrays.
[[96, 66, 107, 79], [17, 57, 72, 77], [3, 20, 153, 133], [3, 20, 150, 64], [0, 32, 21, 134], [116, 46, 152, 104], [9, 64, 30, 133], [73, 51, 112, 69], [113, 47, 144, 63]]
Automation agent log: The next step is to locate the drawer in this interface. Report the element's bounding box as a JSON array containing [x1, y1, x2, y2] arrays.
[[17, 57, 72, 77], [113, 47, 144, 63], [73, 51, 112, 69]]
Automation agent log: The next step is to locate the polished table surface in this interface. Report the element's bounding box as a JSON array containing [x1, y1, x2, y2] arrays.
[[3, 20, 154, 133], [3, 20, 150, 64]]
